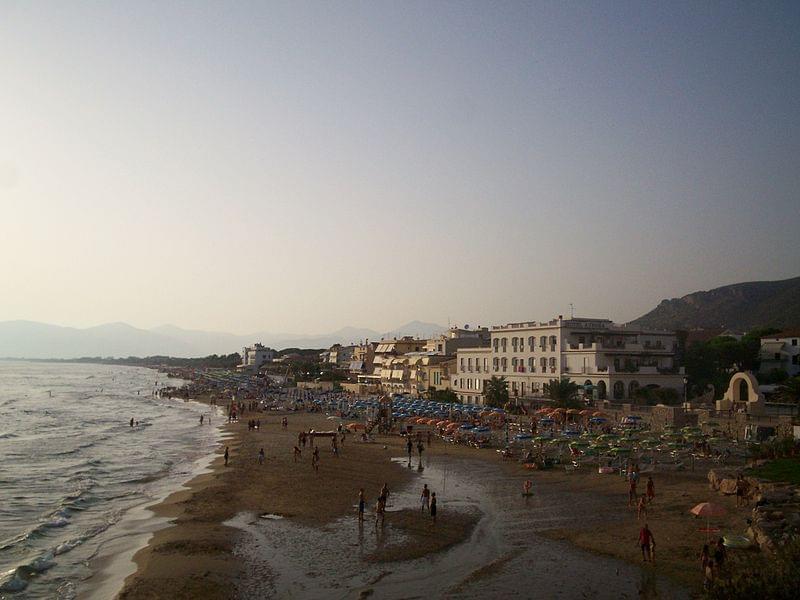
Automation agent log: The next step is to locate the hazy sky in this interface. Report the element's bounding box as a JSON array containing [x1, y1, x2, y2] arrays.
[[1, 1, 798, 335]]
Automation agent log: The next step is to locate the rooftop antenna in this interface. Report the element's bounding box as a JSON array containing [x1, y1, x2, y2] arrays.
[[569, 303, 575, 319]]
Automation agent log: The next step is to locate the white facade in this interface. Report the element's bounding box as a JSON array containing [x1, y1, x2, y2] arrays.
[[452, 316, 685, 405], [239, 343, 275, 372], [760, 333, 800, 377]]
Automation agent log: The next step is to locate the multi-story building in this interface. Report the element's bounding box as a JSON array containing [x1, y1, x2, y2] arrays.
[[237, 343, 276, 373], [424, 325, 490, 355], [377, 352, 452, 395], [320, 344, 355, 368], [760, 332, 800, 377], [452, 316, 685, 405], [349, 341, 378, 376]]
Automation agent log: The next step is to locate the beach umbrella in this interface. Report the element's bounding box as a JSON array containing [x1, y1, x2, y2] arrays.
[[579, 409, 593, 416], [570, 440, 590, 448], [592, 411, 606, 417], [690, 502, 727, 541], [567, 408, 581, 415]]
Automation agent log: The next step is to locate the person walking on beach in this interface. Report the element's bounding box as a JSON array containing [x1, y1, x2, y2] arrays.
[[224, 446, 230, 467], [646, 475, 655, 503], [331, 435, 339, 457], [700, 544, 711, 574], [628, 476, 638, 507], [293, 445, 302, 462], [638, 523, 654, 562], [200, 414, 204, 425], [406, 437, 413, 461], [735, 474, 747, 507], [379, 483, 389, 505], [358, 488, 366, 522], [130, 417, 134, 428], [312, 447, 320, 473], [375, 495, 386, 528], [258, 448, 265, 465], [417, 440, 424, 462], [637, 494, 648, 521], [421, 484, 430, 513], [430, 492, 437, 524]]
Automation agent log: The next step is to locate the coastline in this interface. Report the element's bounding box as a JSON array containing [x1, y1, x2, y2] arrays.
[[80, 396, 227, 600]]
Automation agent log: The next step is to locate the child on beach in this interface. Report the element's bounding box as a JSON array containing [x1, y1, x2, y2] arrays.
[[637, 494, 648, 520], [523, 480, 532, 496]]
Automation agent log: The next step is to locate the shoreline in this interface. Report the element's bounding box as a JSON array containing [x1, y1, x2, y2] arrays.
[[80, 394, 228, 600]]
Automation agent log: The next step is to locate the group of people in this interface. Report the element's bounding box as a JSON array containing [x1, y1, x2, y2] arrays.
[[357, 482, 438, 528], [700, 538, 727, 588], [626, 467, 656, 521]]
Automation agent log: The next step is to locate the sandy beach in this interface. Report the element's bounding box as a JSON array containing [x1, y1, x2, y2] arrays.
[[117, 404, 751, 599]]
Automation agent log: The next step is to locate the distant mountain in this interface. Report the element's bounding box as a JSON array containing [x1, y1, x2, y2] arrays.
[[382, 320, 447, 339], [0, 320, 446, 359], [629, 276, 800, 331]]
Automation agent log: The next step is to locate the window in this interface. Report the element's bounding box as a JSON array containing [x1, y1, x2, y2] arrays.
[[501, 357, 507, 372], [528, 336, 535, 347], [475, 378, 481, 390], [493, 338, 499, 352], [468, 357, 473, 371], [793, 355, 798, 365], [483, 358, 488, 371], [512, 357, 518, 369], [528, 357, 535, 372], [460, 357, 465, 370], [493, 357, 499, 371], [520, 337, 525, 351], [501, 338, 507, 352], [549, 335, 557, 350], [539, 336, 547, 349], [549, 357, 556, 367], [540, 357, 547, 370], [512, 337, 518, 352]]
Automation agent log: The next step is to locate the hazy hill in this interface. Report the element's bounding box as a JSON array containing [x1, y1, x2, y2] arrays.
[[0, 320, 447, 359], [629, 276, 800, 331]]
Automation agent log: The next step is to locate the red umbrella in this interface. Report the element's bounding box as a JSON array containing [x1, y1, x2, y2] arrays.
[[690, 502, 727, 541]]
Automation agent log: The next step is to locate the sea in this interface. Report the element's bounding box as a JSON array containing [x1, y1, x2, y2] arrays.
[[0, 361, 223, 599]]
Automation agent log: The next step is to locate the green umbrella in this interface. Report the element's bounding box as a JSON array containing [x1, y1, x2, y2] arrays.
[[610, 447, 632, 455], [570, 440, 591, 448]]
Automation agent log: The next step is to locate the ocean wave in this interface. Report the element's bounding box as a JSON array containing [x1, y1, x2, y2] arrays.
[[0, 551, 57, 593], [0, 431, 17, 439]]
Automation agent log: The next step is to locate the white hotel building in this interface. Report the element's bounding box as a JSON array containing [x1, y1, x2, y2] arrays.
[[452, 316, 685, 405]]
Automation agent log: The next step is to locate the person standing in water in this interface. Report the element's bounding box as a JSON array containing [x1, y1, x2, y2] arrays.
[[130, 417, 134, 428], [224, 446, 230, 467], [258, 448, 265, 465], [430, 492, 437, 524], [406, 437, 413, 461], [200, 414, 204, 425]]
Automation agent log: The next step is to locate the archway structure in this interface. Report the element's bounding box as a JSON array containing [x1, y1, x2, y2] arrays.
[[717, 371, 765, 415]]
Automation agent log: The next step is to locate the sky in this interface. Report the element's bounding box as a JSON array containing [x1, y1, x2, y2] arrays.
[[1, 1, 798, 335]]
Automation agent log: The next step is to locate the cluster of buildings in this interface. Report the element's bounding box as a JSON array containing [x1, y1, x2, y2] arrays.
[[236, 320, 799, 407], [317, 316, 689, 405]]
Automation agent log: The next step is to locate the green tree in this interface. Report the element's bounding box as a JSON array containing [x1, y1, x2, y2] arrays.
[[484, 376, 509, 408], [775, 377, 800, 404], [544, 378, 581, 408], [429, 388, 458, 403]]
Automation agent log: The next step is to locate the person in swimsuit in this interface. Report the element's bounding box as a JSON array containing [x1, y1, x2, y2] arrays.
[[258, 448, 265, 465], [646, 475, 655, 503], [293, 446, 302, 462], [637, 494, 648, 520], [420, 484, 430, 512], [523, 480, 532, 496], [430, 492, 437, 524], [224, 446, 229, 467], [375, 496, 385, 528], [406, 438, 413, 461]]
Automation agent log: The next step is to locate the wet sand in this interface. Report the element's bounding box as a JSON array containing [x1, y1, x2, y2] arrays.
[[118, 408, 741, 598]]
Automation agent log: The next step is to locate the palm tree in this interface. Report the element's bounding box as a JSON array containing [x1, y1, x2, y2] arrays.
[[775, 377, 800, 404], [544, 377, 581, 408], [484, 376, 509, 408]]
